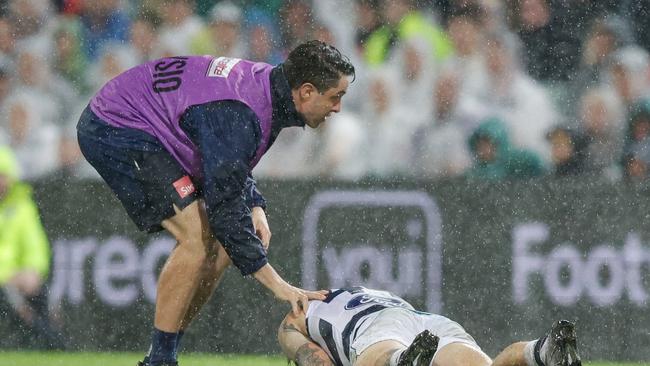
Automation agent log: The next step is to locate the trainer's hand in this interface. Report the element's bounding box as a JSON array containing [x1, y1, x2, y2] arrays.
[[252, 206, 271, 251], [253, 264, 327, 316], [276, 284, 327, 316]]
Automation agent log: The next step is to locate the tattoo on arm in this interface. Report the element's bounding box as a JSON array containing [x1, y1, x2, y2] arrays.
[[295, 343, 334, 366]]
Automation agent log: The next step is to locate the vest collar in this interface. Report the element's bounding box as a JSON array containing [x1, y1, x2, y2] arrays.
[[270, 64, 307, 129]]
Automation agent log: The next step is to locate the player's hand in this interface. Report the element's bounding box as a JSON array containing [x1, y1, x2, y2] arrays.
[[252, 206, 271, 251]]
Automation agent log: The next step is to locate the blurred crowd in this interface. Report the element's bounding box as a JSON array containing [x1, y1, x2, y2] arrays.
[[1, 0, 650, 182]]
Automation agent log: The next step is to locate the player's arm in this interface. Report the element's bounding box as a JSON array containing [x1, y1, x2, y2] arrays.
[[278, 312, 334, 366]]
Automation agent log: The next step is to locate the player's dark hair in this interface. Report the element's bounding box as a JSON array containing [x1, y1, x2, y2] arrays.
[[283, 40, 355, 92]]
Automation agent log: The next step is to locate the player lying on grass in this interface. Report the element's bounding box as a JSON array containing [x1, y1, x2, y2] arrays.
[[278, 286, 582, 366]]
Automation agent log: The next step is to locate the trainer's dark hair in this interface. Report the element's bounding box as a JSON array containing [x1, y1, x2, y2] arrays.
[[283, 40, 355, 92]]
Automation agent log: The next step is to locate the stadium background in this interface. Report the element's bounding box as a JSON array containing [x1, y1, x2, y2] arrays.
[[0, 0, 649, 364]]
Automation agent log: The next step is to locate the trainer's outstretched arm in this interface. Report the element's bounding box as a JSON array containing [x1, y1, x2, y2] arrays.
[[278, 313, 333, 366], [254, 263, 326, 315]]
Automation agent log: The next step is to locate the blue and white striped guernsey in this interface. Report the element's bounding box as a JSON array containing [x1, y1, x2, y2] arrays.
[[305, 287, 414, 366]]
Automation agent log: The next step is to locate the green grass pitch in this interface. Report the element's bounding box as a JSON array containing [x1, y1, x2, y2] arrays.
[[0, 352, 645, 366], [0, 352, 282, 366]]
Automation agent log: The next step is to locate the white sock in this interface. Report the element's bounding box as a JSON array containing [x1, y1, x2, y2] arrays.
[[389, 349, 405, 366], [523, 337, 549, 366]]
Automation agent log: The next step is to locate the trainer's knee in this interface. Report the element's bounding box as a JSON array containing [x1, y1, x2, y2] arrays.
[[163, 201, 214, 252]]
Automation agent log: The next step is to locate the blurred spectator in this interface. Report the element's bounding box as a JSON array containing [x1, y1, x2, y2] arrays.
[[301, 112, 366, 180], [53, 0, 82, 14], [14, 43, 78, 126], [1, 91, 61, 179], [85, 43, 137, 94], [52, 17, 87, 95], [191, 1, 246, 58], [624, 98, 650, 152], [7, 0, 54, 55], [0, 17, 17, 69], [192, 1, 280, 18], [313, 22, 336, 46], [153, 0, 204, 56], [245, 9, 283, 64], [362, 68, 418, 177], [480, 31, 557, 164], [390, 37, 437, 125], [279, 0, 315, 52], [78, 0, 130, 61], [354, 0, 382, 52], [546, 126, 590, 177], [578, 88, 625, 175], [434, 65, 486, 133], [583, 17, 631, 71], [0, 66, 12, 106], [570, 16, 632, 106], [606, 46, 650, 110], [54, 102, 94, 179], [621, 141, 650, 182], [413, 68, 477, 178], [506, 0, 582, 82], [311, 0, 358, 63], [434, 0, 485, 26], [467, 117, 544, 180], [445, 5, 488, 98], [364, 0, 453, 67], [125, 16, 160, 64], [253, 127, 315, 179], [0, 146, 61, 349]]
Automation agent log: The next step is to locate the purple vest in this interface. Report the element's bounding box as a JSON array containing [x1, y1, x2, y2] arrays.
[[90, 56, 274, 177]]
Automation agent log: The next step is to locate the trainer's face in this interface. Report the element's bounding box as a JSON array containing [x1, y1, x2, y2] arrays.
[[296, 76, 349, 128]]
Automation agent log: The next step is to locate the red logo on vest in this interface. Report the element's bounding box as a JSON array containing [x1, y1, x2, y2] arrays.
[[214, 59, 229, 75], [173, 176, 195, 198]]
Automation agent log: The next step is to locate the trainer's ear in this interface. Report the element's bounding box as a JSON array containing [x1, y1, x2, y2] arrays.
[[298, 83, 317, 100]]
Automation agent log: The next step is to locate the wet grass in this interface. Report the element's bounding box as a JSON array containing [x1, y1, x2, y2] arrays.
[[0, 352, 644, 366], [0, 352, 285, 366]]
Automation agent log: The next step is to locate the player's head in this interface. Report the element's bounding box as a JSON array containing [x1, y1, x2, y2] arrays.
[[284, 40, 355, 128]]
